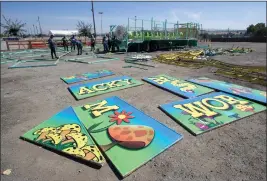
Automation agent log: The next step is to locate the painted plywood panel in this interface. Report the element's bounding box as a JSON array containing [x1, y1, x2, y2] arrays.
[[160, 92, 266, 135], [187, 77, 266, 104], [21, 106, 105, 166], [142, 74, 214, 98], [68, 76, 143, 100], [61, 70, 114, 84], [73, 96, 183, 177]]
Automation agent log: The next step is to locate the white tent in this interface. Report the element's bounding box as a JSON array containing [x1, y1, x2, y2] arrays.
[[48, 30, 79, 37]]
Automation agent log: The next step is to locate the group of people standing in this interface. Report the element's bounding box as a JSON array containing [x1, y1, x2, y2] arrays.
[[47, 33, 118, 59], [47, 34, 84, 59], [102, 34, 119, 53], [61, 35, 83, 55]]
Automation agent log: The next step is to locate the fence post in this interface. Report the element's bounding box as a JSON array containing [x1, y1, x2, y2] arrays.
[[29, 41, 32, 49], [6, 41, 10, 51]]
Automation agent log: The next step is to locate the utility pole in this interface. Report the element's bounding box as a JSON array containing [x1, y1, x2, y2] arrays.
[[38, 16, 43, 37], [35, 25, 39, 36], [135, 16, 137, 31], [91, 0, 96, 36], [33, 24, 36, 36], [99, 12, 103, 36]]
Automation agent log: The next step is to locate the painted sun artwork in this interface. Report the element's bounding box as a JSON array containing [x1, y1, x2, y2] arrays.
[[160, 92, 266, 135], [20, 106, 105, 166], [73, 96, 183, 178], [142, 74, 214, 98], [61, 70, 114, 84], [187, 77, 266, 104], [68, 76, 144, 100]]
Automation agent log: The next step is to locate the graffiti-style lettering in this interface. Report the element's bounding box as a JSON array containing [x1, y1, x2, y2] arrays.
[[202, 98, 229, 110], [214, 95, 248, 105], [174, 102, 218, 118], [84, 100, 119, 117]]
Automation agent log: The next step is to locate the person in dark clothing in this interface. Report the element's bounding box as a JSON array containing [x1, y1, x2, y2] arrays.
[[103, 35, 109, 53], [91, 34, 95, 52], [48, 35, 58, 59], [76, 40, 83, 55], [70, 35, 76, 51], [62, 36, 68, 51], [111, 35, 119, 52], [107, 34, 111, 52]]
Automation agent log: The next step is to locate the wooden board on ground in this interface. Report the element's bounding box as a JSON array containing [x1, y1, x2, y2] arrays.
[[142, 74, 214, 98], [20, 106, 105, 167], [68, 76, 143, 100], [187, 77, 267, 104], [61, 70, 114, 84], [73, 96, 183, 178], [159, 92, 266, 135]]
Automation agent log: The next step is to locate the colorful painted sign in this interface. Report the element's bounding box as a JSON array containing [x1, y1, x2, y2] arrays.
[[20, 106, 105, 166], [61, 70, 114, 84], [160, 92, 266, 135], [68, 76, 144, 100], [187, 77, 267, 104], [73, 96, 183, 177], [142, 74, 214, 98]]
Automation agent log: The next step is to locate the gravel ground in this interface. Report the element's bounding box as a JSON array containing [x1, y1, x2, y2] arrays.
[[1, 42, 266, 181]]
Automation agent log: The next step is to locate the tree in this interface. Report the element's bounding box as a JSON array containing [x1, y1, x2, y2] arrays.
[[247, 24, 255, 34], [246, 23, 267, 37], [1, 15, 26, 36], [77, 21, 92, 38]]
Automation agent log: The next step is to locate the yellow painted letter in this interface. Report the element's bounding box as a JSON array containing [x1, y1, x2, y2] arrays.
[[202, 98, 229, 110], [83, 100, 119, 117], [120, 79, 134, 85], [174, 101, 218, 118], [79, 87, 95, 95], [214, 95, 248, 105], [105, 80, 121, 88], [148, 76, 170, 85], [92, 84, 108, 91]]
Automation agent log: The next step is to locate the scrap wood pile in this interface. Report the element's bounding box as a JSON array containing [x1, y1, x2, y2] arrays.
[[204, 46, 254, 56], [153, 51, 266, 86], [153, 50, 207, 69], [123, 53, 155, 70]]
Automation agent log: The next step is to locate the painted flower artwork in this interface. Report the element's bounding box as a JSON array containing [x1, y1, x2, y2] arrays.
[[109, 110, 134, 125]]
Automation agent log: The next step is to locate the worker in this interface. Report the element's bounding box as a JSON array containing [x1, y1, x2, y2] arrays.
[[107, 34, 111, 52], [70, 35, 76, 51], [48, 34, 58, 59], [103, 35, 109, 53], [62, 36, 68, 51], [76, 40, 83, 55], [111, 35, 119, 52], [91, 34, 95, 52]]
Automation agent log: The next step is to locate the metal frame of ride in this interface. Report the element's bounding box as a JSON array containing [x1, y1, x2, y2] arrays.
[[109, 17, 202, 51]]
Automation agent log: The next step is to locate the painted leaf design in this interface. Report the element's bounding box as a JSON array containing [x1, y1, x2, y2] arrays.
[[88, 121, 104, 132], [108, 125, 155, 149]]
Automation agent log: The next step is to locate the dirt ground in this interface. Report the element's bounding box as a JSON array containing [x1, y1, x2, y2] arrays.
[[1, 42, 266, 181]]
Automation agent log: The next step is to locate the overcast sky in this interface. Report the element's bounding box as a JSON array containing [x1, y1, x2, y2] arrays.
[[1, 2, 266, 34]]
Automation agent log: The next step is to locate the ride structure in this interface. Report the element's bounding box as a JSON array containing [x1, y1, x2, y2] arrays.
[[109, 17, 201, 52]]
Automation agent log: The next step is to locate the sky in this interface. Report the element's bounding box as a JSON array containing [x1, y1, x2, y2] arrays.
[[1, 2, 266, 34]]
